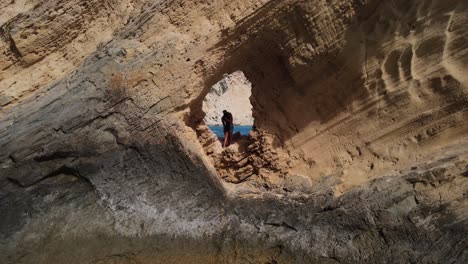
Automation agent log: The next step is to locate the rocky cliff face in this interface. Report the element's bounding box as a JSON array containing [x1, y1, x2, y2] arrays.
[[203, 71, 253, 126], [1, 1, 467, 264]]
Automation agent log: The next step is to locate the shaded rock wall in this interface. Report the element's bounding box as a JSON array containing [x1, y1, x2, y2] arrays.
[[0, 0, 467, 263]]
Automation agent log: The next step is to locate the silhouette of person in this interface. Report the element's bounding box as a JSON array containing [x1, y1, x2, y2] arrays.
[[221, 110, 233, 147]]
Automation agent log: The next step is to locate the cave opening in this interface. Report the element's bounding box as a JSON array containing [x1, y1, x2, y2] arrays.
[[190, 67, 291, 186], [202, 70, 254, 146], [191, 70, 282, 184]]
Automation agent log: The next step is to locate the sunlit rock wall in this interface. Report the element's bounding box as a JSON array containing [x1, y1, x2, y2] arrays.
[[201, 0, 468, 192]]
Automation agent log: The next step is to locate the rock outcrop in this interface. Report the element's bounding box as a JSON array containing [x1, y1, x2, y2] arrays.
[[1, 0, 467, 263], [203, 71, 253, 126]]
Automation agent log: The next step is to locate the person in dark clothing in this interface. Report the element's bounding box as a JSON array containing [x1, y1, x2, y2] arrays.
[[221, 110, 233, 147]]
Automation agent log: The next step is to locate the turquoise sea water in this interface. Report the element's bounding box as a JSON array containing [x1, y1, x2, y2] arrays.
[[208, 125, 252, 138]]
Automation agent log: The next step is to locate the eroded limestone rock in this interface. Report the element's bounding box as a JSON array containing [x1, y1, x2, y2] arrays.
[[0, 0, 467, 263]]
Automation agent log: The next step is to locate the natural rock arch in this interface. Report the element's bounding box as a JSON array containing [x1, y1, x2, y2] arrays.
[[0, 0, 467, 263]]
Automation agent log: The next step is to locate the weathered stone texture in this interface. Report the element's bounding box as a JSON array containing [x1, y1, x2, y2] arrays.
[[0, 0, 467, 263]]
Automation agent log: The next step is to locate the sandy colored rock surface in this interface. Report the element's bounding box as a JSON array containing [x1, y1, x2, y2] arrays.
[[0, 0, 467, 263]]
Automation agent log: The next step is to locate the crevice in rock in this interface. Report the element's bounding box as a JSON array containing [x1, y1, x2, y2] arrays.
[[143, 95, 171, 115], [6, 177, 23, 188], [264, 221, 298, 232], [0, 25, 23, 59], [8, 155, 16, 163], [33, 151, 79, 162], [7, 164, 93, 189]]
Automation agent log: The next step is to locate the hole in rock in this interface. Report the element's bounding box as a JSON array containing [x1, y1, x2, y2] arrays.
[[192, 71, 290, 187], [202, 71, 254, 146]]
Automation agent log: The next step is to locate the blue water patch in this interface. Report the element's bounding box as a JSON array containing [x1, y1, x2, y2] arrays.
[[208, 125, 252, 138]]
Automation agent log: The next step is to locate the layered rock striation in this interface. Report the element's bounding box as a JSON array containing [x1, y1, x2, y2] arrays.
[[1, 0, 467, 263]]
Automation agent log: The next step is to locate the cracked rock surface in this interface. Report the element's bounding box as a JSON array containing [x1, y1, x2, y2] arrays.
[[1, 0, 467, 263]]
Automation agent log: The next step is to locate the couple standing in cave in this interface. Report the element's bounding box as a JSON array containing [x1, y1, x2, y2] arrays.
[[221, 110, 233, 148]]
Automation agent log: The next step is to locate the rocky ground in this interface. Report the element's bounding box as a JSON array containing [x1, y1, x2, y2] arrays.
[[1, 0, 467, 263]]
